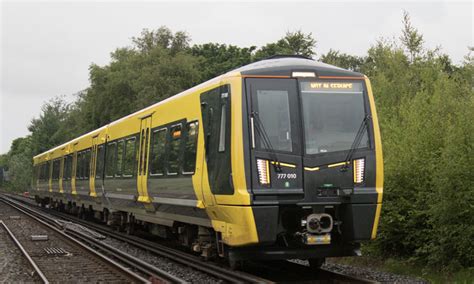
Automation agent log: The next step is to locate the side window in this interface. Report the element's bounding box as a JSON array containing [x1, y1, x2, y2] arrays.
[[79, 152, 85, 179], [167, 125, 182, 175], [84, 150, 91, 179], [105, 142, 116, 178], [76, 153, 82, 179], [51, 161, 56, 180], [123, 138, 136, 177], [183, 121, 199, 174], [116, 140, 124, 177], [218, 91, 229, 152], [41, 163, 46, 181], [80, 152, 85, 179], [150, 129, 167, 175], [96, 145, 104, 178], [47, 161, 51, 181], [52, 159, 60, 180], [64, 155, 71, 180]]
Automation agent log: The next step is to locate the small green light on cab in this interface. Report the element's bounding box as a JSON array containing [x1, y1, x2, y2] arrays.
[[322, 184, 333, 188], [285, 181, 290, 188]]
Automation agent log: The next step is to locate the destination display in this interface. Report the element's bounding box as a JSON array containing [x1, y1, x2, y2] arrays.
[[300, 81, 364, 93]]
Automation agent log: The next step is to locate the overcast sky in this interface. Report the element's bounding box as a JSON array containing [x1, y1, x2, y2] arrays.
[[0, 1, 472, 154]]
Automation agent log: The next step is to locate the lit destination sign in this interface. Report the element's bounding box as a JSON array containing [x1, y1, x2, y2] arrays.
[[300, 81, 363, 93]]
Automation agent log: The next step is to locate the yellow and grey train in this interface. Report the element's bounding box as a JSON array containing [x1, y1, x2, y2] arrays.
[[32, 56, 383, 267]]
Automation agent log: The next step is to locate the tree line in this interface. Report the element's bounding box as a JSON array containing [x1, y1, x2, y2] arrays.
[[1, 12, 472, 271]]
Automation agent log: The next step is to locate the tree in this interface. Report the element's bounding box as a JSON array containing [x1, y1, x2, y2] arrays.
[[320, 49, 366, 71], [80, 27, 201, 128], [132, 26, 190, 54], [254, 30, 317, 60], [191, 43, 256, 81], [28, 97, 71, 155], [4, 137, 33, 191], [400, 10, 424, 62]]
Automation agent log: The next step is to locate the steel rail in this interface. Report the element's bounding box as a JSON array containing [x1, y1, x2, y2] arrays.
[[6, 194, 267, 283], [66, 228, 186, 284], [317, 267, 378, 283], [0, 197, 150, 284], [44, 209, 264, 283], [0, 220, 49, 284]]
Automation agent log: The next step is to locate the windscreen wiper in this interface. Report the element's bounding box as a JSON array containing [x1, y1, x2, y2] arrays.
[[252, 111, 282, 172], [341, 114, 370, 172]]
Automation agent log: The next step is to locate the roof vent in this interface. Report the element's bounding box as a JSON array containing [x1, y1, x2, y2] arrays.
[[264, 54, 314, 60]]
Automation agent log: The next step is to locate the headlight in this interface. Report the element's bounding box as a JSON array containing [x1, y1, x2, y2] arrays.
[[256, 159, 270, 185], [353, 158, 365, 184]]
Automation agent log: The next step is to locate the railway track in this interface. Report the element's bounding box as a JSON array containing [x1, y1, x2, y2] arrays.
[[0, 196, 181, 283], [3, 193, 377, 283], [2, 194, 264, 283], [0, 220, 42, 282], [0, 220, 52, 283]]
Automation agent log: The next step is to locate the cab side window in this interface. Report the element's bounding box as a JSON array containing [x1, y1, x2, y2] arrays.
[[200, 84, 233, 195]]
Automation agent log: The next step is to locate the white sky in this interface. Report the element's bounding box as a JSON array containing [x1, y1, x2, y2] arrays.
[[1, 0, 472, 154]]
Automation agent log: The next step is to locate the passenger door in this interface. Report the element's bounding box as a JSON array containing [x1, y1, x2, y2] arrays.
[[71, 144, 78, 195], [246, 78, 304, 197], [59, 157, 64, 193], [137, 115, 152, 203], [89, 136, 99, 198]]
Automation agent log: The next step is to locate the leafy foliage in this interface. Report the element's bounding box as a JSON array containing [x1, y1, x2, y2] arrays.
[[400, 10, 424, 62], [320, 49, 366, 72], [191, 43, 255, 81], [254, 30, 317, 60]]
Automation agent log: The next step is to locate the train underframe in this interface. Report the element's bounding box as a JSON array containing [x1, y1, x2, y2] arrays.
[[35, 195, 365, 269]]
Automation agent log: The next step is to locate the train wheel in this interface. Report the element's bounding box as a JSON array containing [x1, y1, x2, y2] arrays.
[[308, 258, 325, 269], [228, 259, 245, 270]]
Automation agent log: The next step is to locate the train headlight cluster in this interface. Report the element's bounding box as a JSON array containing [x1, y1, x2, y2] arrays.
[[256, 159, 270, 185], [353, 158, 365, 184]]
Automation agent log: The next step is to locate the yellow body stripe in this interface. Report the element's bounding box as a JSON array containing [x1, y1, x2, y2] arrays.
[[304, 166, 320, 171], [304, 161, 349, 172], [365, 77, 384, 239], [327, 161, 349, 168], [270, 161, 296, 168]]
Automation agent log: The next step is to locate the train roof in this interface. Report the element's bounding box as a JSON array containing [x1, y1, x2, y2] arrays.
[[234, 56, 364, 78]]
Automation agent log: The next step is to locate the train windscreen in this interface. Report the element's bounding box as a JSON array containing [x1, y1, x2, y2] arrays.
[[300, 81, 368, 154]]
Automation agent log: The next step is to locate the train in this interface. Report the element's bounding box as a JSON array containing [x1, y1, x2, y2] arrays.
[[31, 55, 383, 268]]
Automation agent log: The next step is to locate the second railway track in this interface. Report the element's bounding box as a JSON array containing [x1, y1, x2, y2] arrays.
[[1, 194, 267, 283], [0, 196, 183, 283]]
